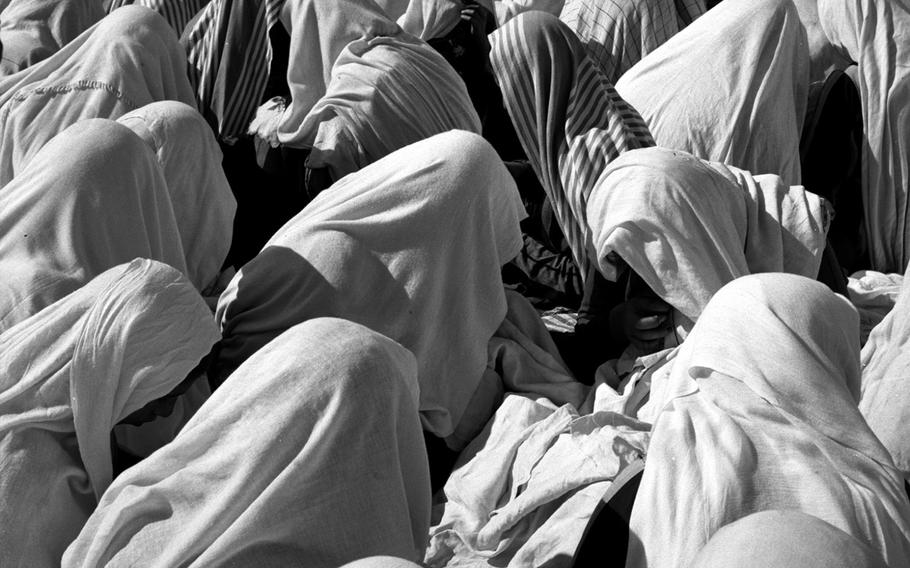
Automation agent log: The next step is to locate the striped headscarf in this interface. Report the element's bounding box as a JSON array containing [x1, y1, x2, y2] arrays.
[[489, 10, 653, 279], [181, 0, 283, 142], [559, 0, 705, 83], [107, 0, 208, 34]]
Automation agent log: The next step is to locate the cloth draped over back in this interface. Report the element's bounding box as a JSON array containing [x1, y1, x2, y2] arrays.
[[0, 5, 195, 187], [0, 117, 233, 334], [818, 0, 910, 272], [615, 0, 809, 185], [625, 273, 910, 568], [63, 318, 429, 568], [0, 0, 102, 75], [489, 10, 654, 281], [586, 147, 828, 333], [0, 259, 219, 568], [559, 0, 706, 84], [216, 131, 525, 440], [858, 259, 910, 480]]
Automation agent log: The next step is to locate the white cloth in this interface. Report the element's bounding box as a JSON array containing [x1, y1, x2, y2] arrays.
[[847, 270, 904, 344], [63, 318, 430, 568], [559, 0, 705, 84], [0, 116, 233, 334], [275, 0, 401, 145], [0, 259, 219, 568], [302, 28, 481, 180], [0, 0, 103, 75], [426, 389, 649, 566], [626, 273, 910, 568], [819, 0, 910, 271], [859, 261, 910, 480], [397, 0, 462, 39], [691, 510, 889, 568], [616, 0, 809, 185], [216, 131, 525, 440], [493, 0, 562, 24], [587, 147, 828, 333], [0, 5, 195, 187]]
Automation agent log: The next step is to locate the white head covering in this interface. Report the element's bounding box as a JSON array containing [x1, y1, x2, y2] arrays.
[[587, 147, 828, 331], [117, 101, 236, 291], [559, 0, 705, 84], [0, 5, 195, 187], [275, 0, 402, 144], [216, 130, 525, 438], [625, 273, 910, 568], [0, 259, 219, 567], [301, 29, 481, 180], [397, 0, 463, 39], [615, 0, 809, 185], [0, 117, 232, 334], [818, 0, 910, 272], [64, 318, 430, 568], [692, 511, 889, 568], [398, 0, 495, 39], [489, 10, 654, 280], [0, 0, 103, 75]]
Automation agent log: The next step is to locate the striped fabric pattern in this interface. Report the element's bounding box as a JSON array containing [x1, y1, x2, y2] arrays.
[[490, 11, 653, 279], [107, 0, 208, 34], [559, 0, 705, 83], [181, 0, 284, 142]]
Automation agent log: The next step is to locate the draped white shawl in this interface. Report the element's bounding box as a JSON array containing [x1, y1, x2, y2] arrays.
[[818, 0, 910, 271], [216, 131, 525, 439], [0, 117, 233, 334], [626, 273, 910, 568], [0, 5, 195, 186], [489, 10, 654, 280], [301, 28, 481, 180], [587, 147, 828, 333], [560, 0, 705, 84], [859, 259, 910, 479], [0, 259, 219, 567], [64, 318, 429, 567], [615, 0, 809, 185]]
